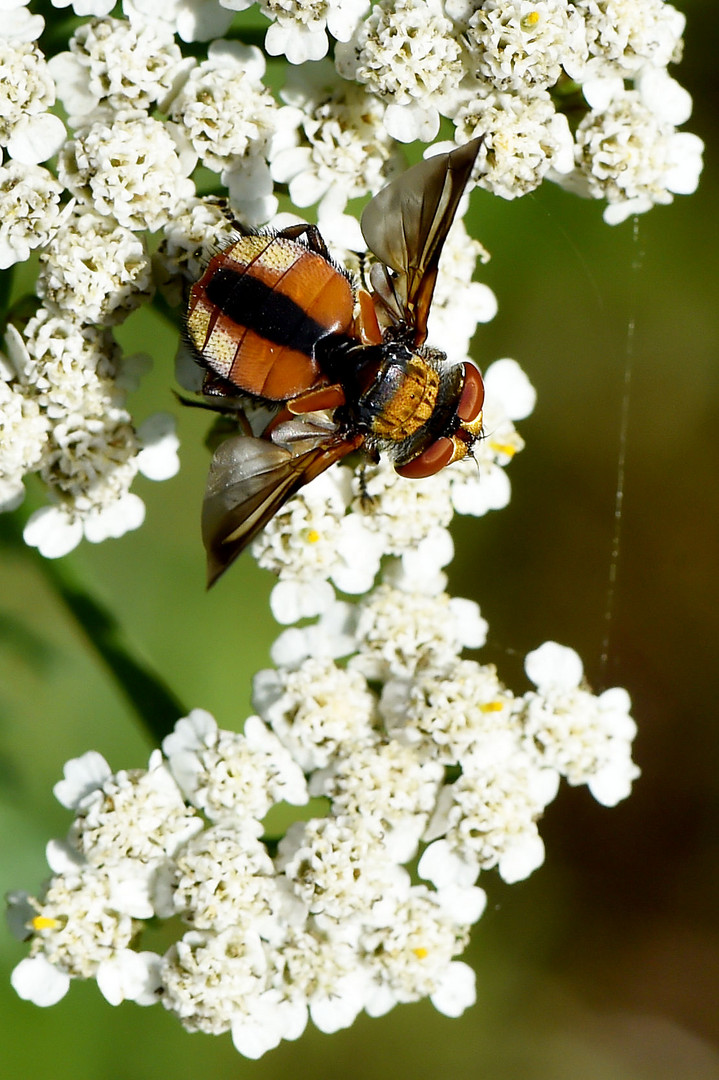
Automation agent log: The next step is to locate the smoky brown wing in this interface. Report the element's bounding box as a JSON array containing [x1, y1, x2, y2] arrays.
[[360, 137, 483, 344], [202, 432, 360, 587]]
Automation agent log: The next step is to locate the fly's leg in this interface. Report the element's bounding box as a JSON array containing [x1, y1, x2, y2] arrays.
[[277, 223, 333, 262]]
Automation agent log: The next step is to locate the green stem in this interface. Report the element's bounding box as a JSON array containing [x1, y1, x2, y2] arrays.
[[46, 560, 187, 745], [4, 515, 186, 745], [0, 266, 15, 322]]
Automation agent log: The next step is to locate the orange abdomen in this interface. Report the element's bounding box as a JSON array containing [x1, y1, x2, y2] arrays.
[[187, 235, 355, 400]]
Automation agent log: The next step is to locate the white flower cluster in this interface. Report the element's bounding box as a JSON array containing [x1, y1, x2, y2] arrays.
[[0, 313, 179, 552], [0, 7, 195, 551], [331, 0, 700, 222], [9, 633, 638, 1056], [0, 0, 703, 561]]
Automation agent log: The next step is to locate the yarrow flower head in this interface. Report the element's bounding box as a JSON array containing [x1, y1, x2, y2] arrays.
[[169, 41, 279, 174], [48, 15, 194, 123], [572, 81, 703, 224], [272, 60, 403, 209], [4, 311, 178, 557], [57, 115, 197, 232], [463, 0, 588, 94], [36, 209, 155, 326], [0, 161, 65, 270], [221, 0, 370, 65], [9, 624, 638, 1053], [335, 0, 464, 142], [0, 39, 65, 164]]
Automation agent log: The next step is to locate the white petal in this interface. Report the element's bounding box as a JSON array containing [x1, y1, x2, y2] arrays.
[[664, 132, 704, 195], [588, 761, 639, 807], [162, 708, 217, 758], [175, 1, 234, 43], [266, 22, 328, 64], [270, 146, 312, 184], [11, 956, 70, 1006], [310, 973, 367, 1032], [45, 839, 85, 874], [453, 464, 510, 515], [251, 667, 283, 714], [418, 839, 479, 888], [330, 559, 379, 595], [2, 8, 45, 42], [436, 883, 487, 925], [53, 750, 112, 809], [270, 627, 311, 668], [136, 413, 180, 480], [47, 51, 98, 119], [108, 864, 156, 919], [468, 282, 498, 324], [24, 506, 82, 558], [223, 156, 274, 199], [208, 39, 265, 79], [364, 983, 397, 1017], [582, 74, 623, 111], [83, 494, 145, 543], [384, 101, 439, 143], [0, 478, 25, 511], [498, 834, 545, 883], [430, 961, 476, 1017], [525, 641, 583, 691], [637, 67, 693, 126], [484, 358, 537, 420], [548, 113, 575, 175], [603, 196, 652, 226], [317, 202, 365, 252], [449, 596, 488, 649], [231, 994, 304, 1058], [401, 527, 454, 582], [531, 767, 561, 807], [327, 0, 370, 41], [97, 949, 162, 1006], [270, 578, 335, 624], [289, 169, 330, 208], [7, 113, 66, 165]]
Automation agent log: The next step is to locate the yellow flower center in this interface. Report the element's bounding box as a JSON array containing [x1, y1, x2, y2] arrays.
[[31, 915, 60, 931], [490, 441, 517, 458]]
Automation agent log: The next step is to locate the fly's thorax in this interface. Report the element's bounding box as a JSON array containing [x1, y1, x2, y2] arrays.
[[337, 339, 465, 458], [368, 354, 440, 440]]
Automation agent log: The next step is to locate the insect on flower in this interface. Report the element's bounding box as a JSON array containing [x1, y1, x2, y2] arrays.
[[186, 138, 486, 586]]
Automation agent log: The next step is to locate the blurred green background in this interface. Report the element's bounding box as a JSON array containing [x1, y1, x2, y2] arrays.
[[2, 3, 718, 1077]]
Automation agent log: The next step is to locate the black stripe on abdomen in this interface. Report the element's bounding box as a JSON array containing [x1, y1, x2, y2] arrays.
[[205, 268, 325, 357]]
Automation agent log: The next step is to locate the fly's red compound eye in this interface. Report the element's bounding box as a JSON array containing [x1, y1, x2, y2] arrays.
[[395, 436, 455, 479], [458, 362, 484, 423]]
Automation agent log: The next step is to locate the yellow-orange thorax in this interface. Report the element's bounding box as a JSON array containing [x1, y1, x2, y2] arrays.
[[368, 356, 441, 443]]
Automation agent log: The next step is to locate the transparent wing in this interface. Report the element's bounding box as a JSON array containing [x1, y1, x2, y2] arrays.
[[360, 137, 484, 344], [202, 425, 361, 587]]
